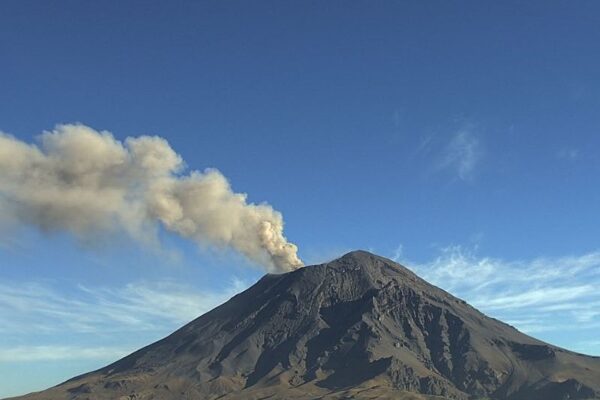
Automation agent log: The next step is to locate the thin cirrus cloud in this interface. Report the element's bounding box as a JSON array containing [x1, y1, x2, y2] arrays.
[[0, 279, 249, 362], [415, 126, 484, 182], [557, 148, 580, 161], [3, 247, 600, 363], [439, 129, 483, 181], [472, 286, 595, 311], [404, 246, 600, 341], [0, 346, 130, 363]]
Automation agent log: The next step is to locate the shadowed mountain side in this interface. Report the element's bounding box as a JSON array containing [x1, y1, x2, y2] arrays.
[[9, 251, 600, 400]]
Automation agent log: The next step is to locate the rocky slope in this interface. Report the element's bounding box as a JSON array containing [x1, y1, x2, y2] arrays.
[[10, 251, 600, 399]]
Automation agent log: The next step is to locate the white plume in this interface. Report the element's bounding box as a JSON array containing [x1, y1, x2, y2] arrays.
[[0, 124, 303, 272]]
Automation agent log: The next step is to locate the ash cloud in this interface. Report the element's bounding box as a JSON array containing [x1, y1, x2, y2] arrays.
[[0, 124, 303, 272]]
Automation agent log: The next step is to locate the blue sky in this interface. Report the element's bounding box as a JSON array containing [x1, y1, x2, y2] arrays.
[[1, 1, 600, 397]]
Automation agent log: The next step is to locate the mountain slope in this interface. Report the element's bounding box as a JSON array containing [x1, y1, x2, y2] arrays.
[[10, 251, 600, 400]]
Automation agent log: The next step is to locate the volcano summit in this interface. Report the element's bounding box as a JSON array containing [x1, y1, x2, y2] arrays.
[[11, 251, 600, 400]]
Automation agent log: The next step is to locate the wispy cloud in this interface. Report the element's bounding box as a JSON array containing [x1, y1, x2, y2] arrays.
[[557, 148, 580, 161], [0, 279, 248, 335], [472, 285, 594, 311], [406, 246, 600, 338], [390, 244, 404, 263], [0, 346, 130, 363], [439, 128, 483, 181]]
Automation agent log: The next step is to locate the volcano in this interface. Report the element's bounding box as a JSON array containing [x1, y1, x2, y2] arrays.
[[10, 251, 600, 400]]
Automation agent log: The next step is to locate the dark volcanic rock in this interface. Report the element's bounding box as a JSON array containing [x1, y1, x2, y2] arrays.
[[9, 251, 600, 400]]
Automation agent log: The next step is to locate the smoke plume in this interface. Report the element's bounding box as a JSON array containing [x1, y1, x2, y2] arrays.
[[0, 124, 303, 272]]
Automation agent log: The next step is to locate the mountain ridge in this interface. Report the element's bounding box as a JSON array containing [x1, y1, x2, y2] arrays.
[[9, 250, 600, 400]]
